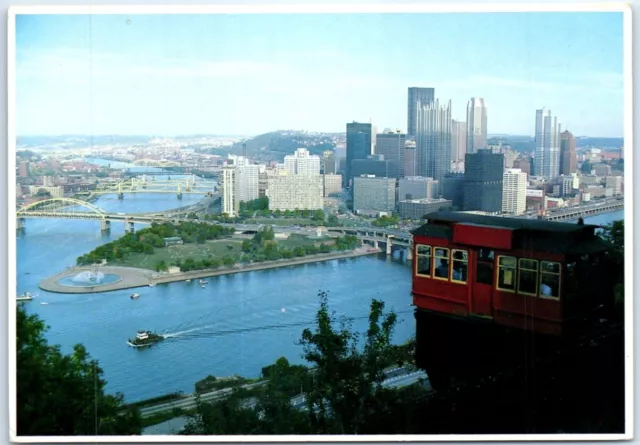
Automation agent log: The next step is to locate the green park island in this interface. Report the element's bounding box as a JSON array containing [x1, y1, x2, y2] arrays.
[[38, 219, 371, 293]]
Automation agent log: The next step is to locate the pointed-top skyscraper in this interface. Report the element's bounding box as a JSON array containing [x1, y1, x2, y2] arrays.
[[407, 87, 435, 137], [466, 98, 488, 154]]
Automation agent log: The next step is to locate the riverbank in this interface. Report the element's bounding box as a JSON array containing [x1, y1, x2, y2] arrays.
[[38, 246, 380, 294]]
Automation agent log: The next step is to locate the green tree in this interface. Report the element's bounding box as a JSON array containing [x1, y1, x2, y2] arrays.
[[600, 220, 624, 312], [298, 291, 399, 434], [17, 305, 142, 435]]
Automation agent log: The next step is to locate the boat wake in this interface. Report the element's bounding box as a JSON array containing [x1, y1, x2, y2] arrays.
[[162, 324, 217, 338]]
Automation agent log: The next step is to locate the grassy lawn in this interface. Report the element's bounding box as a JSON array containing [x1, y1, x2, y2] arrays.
[[113, 239, 244, 270], [278, 234, 334, 249]]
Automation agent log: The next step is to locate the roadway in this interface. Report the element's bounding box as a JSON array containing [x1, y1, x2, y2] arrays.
[[139, 366, 428, 418]]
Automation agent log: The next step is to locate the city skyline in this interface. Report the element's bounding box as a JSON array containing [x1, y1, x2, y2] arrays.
[[16, 11, 624, 137]]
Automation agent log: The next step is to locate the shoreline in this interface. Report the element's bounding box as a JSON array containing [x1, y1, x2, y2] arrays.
[[38, 246, 380, 294]]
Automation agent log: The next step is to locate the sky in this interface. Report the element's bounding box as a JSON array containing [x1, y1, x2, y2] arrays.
[[15, 11, 624, 137]]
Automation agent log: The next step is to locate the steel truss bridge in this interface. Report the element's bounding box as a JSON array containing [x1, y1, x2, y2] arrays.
[[16, 198, 178, 233], [94, 174, 218, 199]]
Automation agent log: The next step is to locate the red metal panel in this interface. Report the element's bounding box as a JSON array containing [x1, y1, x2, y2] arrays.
[[453, 224, 513, 250]]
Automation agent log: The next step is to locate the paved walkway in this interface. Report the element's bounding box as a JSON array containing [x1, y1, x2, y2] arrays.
[[39, 247, 380, 294]]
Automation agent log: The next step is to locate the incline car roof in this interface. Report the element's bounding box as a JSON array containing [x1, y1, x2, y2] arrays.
[[412, 211, 600, 235]]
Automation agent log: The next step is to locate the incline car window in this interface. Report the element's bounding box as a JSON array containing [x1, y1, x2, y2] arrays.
[[540, 260, 561, 299], [497, 256, 516, 292], [416, 244, 431, 277], [433, 247, 450, 280], [518, 258, 539, 296], [451, 249, 468, 284]]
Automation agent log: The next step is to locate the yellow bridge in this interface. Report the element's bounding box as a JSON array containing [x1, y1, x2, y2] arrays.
[[94, 174, 217, 200]]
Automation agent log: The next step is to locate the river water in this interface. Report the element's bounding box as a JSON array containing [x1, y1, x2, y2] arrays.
[[16, 161, 417, 402], [16, 159, 624, 402]]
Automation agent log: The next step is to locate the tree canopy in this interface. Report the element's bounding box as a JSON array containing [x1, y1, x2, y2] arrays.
[[16, 304, 142, 436]]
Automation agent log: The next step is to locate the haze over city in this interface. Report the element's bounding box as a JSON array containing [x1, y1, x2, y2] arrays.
[[16, 12, 623, 137]]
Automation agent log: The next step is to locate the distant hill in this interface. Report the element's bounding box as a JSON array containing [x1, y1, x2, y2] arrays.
[[211, 131, 336, 161], [487, 136, 623, 153], [17, 135, 152, 148]]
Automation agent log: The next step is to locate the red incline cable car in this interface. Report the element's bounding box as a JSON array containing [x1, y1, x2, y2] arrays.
[[410, 211, 615, 337]]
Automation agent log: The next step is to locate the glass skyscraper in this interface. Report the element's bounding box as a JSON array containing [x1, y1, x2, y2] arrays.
[[346, 122, 373, 187], [415, 99, 452, 184], [407, 87, 435, 136]]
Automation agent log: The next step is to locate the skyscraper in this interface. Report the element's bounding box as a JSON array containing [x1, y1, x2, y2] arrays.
[[502, 168, 528, 216], [346, 122, 373, 187], [463, 149, 504, 213], [375, 130, 406, 179], [415, 99, 452, 184], [559, 130, 577, 175], [322, 150, 337, 174], [534, 109, 561, 179], [451, 120, 467, 162], [407, 87, 435, 136], [466, 98, 488, 154]]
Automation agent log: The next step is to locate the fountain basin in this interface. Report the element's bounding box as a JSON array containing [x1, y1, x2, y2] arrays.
[[58, 273, 122, 287]]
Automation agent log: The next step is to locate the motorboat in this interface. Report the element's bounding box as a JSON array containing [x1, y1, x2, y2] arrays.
[[149, 283, 157, 287], [17, 292, 34, 302], [127, 330, 165, 348], [130, 293, 140, 299], [199, 279, 208, 285], [185, 279, 192, 283]]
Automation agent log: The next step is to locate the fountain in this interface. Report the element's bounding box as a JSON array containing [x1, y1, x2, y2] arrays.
[[72, 271, 105, 284], [58, 270, 121, 288]]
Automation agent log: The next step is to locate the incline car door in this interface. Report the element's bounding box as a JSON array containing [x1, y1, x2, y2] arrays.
[[471, 248, 495, 318]]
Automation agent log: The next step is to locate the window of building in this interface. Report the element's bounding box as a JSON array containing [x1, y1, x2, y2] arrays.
[[415, 244, 431, 277], [540, 261, 561, 299], [433, 247, 450, 280], [518, 258, 539, 296], [451, 249, 468, 283], [497, 256, 517, 292]]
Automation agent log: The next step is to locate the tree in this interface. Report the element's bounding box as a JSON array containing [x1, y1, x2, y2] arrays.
[[16, 305, 142, 435], [298, 291, 399, 434], [600, 220, 624, 313]]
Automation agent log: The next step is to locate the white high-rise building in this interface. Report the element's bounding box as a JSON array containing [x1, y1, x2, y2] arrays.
[[534, 108, 561, 179], [221, 155, 260, 216], [451, 120, 467, 162], [284, 148, 321, 176], [466, 98, 487, 154], [221, 165, 237, 216], [267, 171, 324, 211], [502, 168, 528, 216]]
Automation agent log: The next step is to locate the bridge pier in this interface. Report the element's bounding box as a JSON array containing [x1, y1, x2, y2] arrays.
[[128, 221, 135, 233], [100, 220, 111, 233], [177, 192, 183, 200], [17, 217, 25, 234], [406, 247, 413, 261], [386, 238, 392, 255], [117, 192, 124, 200], [374, 240, 379, 250]]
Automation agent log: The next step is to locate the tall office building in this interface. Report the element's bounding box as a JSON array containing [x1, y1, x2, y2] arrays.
[[534, 108, 561, 179], [398, 176, 439, 201], [451, 120, 467, 162], [502, 168, 528, 215], [284, 148, 321, 176], [375, 130, 406, 179], [322, 150, 337, 174], [404, 141, 417, 177], [463, 149, 504, 213], [466, 98, 488, 154], [346, 122, 373, 186], [415, 99, 452, 183], [221, 165, 237, 216], [559, 130, 577, 175], [407, 87, 435, 136], [353, 176, 396, 215]]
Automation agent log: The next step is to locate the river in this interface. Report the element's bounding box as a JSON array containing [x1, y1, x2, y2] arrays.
[[17, 160, 624, 402], [16, 160, 417, 402]]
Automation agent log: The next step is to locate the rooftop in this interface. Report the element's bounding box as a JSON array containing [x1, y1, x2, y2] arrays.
[[417, 211, 600, 234]]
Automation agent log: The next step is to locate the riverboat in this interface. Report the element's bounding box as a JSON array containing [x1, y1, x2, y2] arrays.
[[127, 330, 165, 348], [130, 293, 140, 299], [199, 279, 208, 285], [149, 283, 157, 287], [185, 279, 192, 283], [17, 292, 34, 301]]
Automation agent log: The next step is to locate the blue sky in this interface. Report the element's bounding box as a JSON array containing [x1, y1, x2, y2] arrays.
[[16, 12, 624, 137]]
